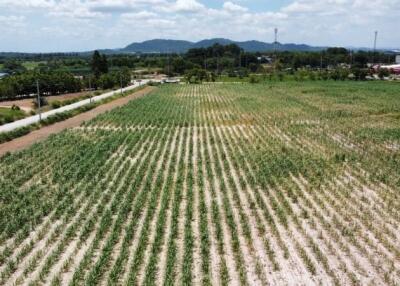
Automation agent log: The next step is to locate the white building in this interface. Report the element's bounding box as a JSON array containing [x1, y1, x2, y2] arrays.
[[396, 55, 400, 64]]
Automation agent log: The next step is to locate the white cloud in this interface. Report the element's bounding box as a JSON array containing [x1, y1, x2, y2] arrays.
[[121, 11, 176, 28], [0, 0, 399, 52], [223, 2, 248, 13], [121, 11, 158, 20], [86, 0, 167, 13], [0, 15, 26, 29], [158, 0, 205, 13], [0, 0, 55, 9]]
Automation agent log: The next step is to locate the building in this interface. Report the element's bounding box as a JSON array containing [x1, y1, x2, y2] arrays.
[[163, 78, 180, 84], [379, 64, 400, 75], [257, 55, 273, 64], [396, 54, 400, 64]]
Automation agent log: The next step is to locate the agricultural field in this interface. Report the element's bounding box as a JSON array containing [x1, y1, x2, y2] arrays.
[[0, 81, 399, 285], [21, 61, 45, 71]]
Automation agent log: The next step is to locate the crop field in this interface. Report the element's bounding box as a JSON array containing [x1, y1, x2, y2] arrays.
[[0, 81, 399, 285]]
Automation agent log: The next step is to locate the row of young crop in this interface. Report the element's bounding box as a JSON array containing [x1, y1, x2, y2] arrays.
[[2, 127, 162, 284], [100, 83, 399, 284], [162, 82, 382, 284], [197, 84, 318, 284], [0, 132, 131, 277], [199, 83, 399, 284], [0, 85, 193, 285], [76, 86, 198, 285], [70, 91, 193, 285], [0, 83, 398, 285]]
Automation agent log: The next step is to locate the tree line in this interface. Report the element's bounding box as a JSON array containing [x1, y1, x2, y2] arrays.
[[0, 45, 397, 99], [0, 71, 82, 100], [0, 51, 131, 100]]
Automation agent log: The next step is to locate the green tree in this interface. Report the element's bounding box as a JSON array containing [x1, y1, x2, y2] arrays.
[[3, 60, 26, 73], [351, 68, 368, 81], [378, 68, 390, 80], [101, 55, 109, 74], [185, 68, 209, 84], [92, 51, 108, 78]]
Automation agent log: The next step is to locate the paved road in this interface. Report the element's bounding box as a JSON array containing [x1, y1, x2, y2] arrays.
[[0, 80, 148, 133]]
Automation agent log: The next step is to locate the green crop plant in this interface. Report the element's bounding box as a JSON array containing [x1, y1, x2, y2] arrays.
[[1, 81, 399, 285]]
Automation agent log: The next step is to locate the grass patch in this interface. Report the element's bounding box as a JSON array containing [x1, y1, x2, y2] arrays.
[[0, 107, 26, 125]]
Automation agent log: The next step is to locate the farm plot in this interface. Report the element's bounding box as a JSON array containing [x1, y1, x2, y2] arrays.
[[0, 81, 399, 285]]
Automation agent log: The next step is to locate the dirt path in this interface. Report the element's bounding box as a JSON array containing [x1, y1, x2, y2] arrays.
[[0, 86, 154, 157]]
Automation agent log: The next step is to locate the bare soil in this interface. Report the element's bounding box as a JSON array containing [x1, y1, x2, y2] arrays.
[[0, 87, 154, 157]]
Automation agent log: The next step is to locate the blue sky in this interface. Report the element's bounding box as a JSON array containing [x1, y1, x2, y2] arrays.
[[0, 0, 399, 52]]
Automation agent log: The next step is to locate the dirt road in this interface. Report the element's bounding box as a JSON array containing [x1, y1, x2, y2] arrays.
[[0, 86, 154, 157]]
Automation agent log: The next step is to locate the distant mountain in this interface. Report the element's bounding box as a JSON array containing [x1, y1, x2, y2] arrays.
[[120, 38, 325, 53], [191, 38, 235, 49], [123, 39, 192, 53], [2, 39, 397, 56]]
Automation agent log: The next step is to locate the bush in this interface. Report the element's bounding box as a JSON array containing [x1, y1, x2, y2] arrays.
[[249, 75, 260, 84], [3, 115, 14, 123], [11, 105, 20, 111], [277, 72, 284, 81], [351, 68, 368, 81], [0, 126, 33, 144], [32, 97, 48, 108], [148, 81, 161, 86], [378, 68, 390, 79], [50, 101, 62, 109], [185, 68, 209, 84]]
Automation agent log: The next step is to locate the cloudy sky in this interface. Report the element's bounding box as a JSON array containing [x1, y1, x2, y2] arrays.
[[0, 0, 399, 52]]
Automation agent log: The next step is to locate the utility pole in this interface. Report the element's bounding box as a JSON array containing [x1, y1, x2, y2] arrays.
[[120, 72, 123, 95], [349, 50, 353, 68], [216, 56, 220, 75], [373, 30, 378, 65], [320, 53, 323, 70], [274, 28, 278, 74], [167, 51, 171, 78], [36, 80, 41, 121], [89, 76, 92, 103]]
